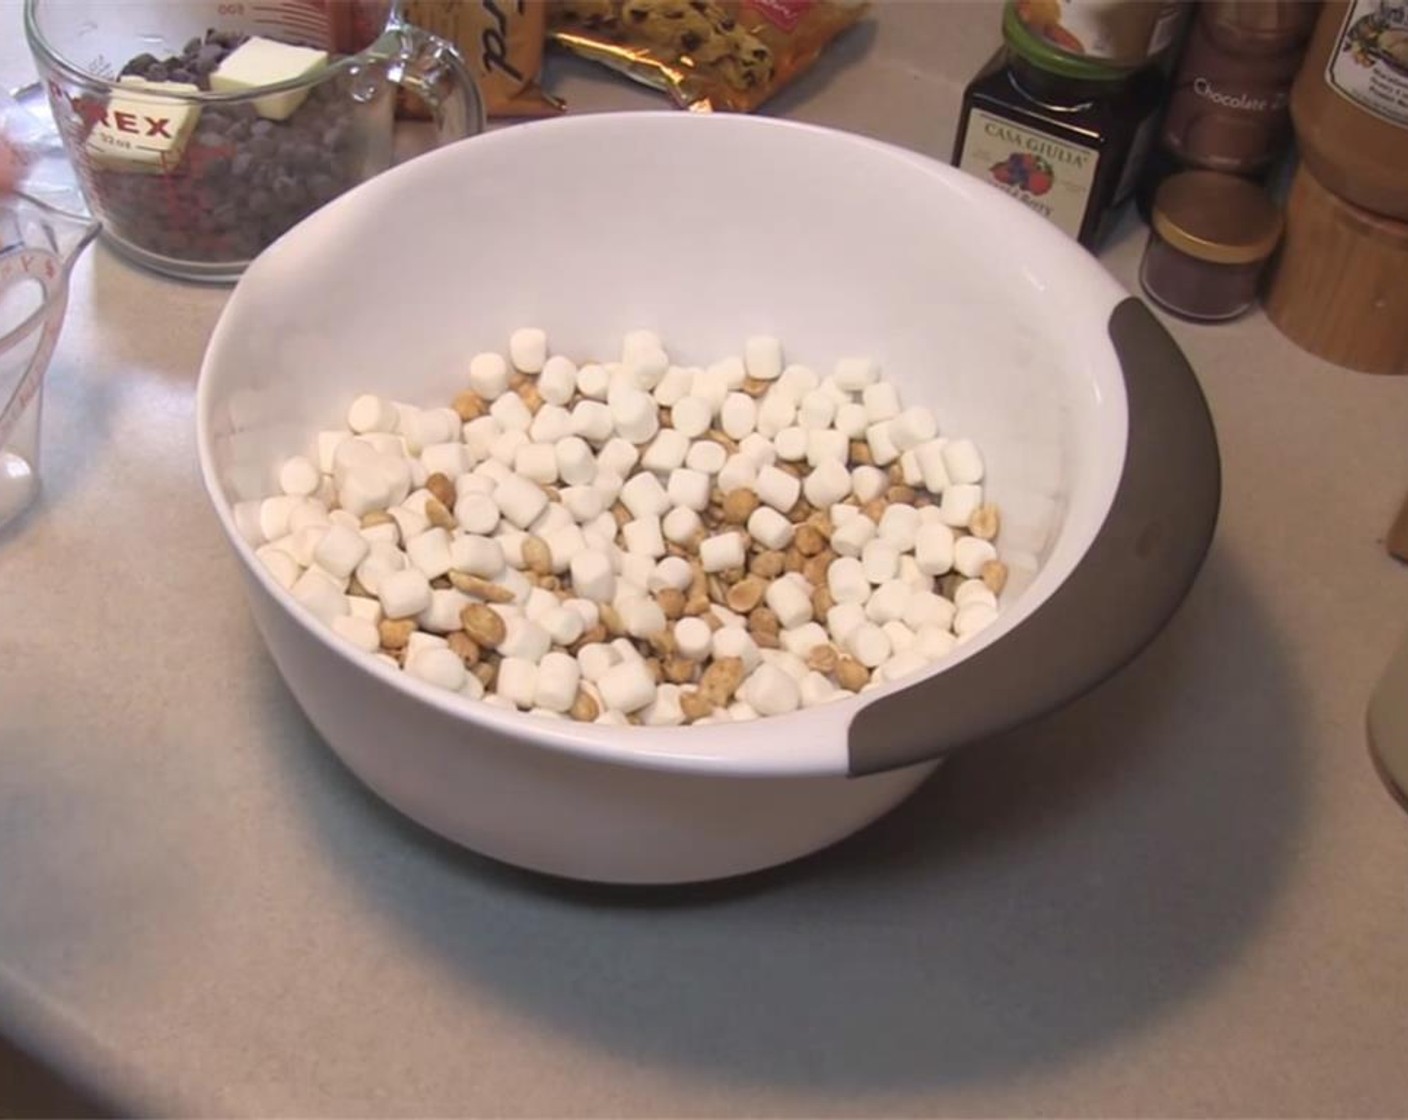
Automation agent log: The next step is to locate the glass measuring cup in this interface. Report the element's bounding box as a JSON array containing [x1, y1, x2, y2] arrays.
[[0, 191, 98, 532], [24, 0, 483, 282]]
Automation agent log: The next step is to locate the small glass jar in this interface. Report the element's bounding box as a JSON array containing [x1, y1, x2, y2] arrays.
[[1140, 170, 1283, 321]]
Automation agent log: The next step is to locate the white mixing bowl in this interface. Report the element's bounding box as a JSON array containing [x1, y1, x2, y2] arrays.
[[196, 113, 1219, 884]]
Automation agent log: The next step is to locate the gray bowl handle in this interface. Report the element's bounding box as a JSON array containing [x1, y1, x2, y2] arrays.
[[847, 297, 1221, 776]]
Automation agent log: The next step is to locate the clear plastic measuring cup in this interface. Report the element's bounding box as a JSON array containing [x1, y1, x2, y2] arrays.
[[24, 0, 483, 282], [0, 191, 98, 532]]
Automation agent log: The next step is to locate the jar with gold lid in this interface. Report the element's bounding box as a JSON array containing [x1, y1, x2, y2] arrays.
[[1139, 170, 1284, 321]]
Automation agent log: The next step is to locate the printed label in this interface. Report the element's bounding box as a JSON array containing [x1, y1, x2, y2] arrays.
[[957, 109, 1099, 239], [744, 0, 815, 33], [1325, 0, 1408, 129]]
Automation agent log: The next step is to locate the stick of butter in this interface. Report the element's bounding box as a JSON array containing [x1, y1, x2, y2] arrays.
[[209, 37, 329, 122], [85, 78, 201, 174]]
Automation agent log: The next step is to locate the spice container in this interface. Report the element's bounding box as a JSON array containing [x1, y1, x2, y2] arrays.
[[1140, 170, 1283, 320], [1265, 161, 1408, 374], [1290, 0, 1408, 220], [953, 6, 1164, 250], [1160, 4, 1313, 175], [1010, 0, 1189, 69]]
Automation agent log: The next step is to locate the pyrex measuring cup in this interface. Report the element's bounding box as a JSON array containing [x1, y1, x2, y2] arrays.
[[0, 191, 98, 532], [24, 0, 483, 282]]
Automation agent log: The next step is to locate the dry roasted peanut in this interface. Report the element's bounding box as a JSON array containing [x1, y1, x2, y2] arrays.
[[803, 550, 834, 589], [783, 548, 806, 574], [749, 606, 780, 638], [347, 575, 372, 599], [570, 689, 600, 723], [981, 559, 1009, 595], [741, 376, 770, 397], [703, 611, 724, 631], [794, 524, 826, 557], [425, 472, 456, 509], [706, 429, 739, 453], [509, 371, 530, 391], [721, 488, 760, 524], [680, 689, 714, 723], [516, 381, 544, 414], [787, 499, 814, 525], [888, 463, 906, 485], [361, 509, 396, 529], [684, 592, 712, 617], [658, 587, 686, 620], [648, 630, 678, 657], [750, 550, 785, 579], [663, 656, 697, 685], [914, 492, 933, 507], [726, 576, 767, 613], [378, 618, 415, 650], [533, 574, 562, 593], [460, 602, 507, 648], [806, 643, 840, 674], [446, 631, 482, 667], [612, 502, 632, 528], [861, 497, 888, 523], [575, 623, 608, 649], [645, 657, 664, 684], [449, 572, 516, 603], [699, 657, 746, 706], [969, 504, 1001, 541], [836, 656, 870, 692], [472, 660, 497, 690], [939, 572, 965, 601], [599, 603, 625, 636], [805, 510, 834, 539], [543, 485, 562, 504], [521, 534, 552, 576], [850, 440, 873, 466], [707, 574, 728, 604], [425, 496, 456, 531], [752, 630, 781, 649], [886, 485, 917, 504], [452, 389, 487, 421], [430, 575, 452, 590], [776, 461, 803, 480], [812, 584, 834, 618]]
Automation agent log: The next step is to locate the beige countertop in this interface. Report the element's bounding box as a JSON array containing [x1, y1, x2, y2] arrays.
[[4, 2, 1408, 1116]]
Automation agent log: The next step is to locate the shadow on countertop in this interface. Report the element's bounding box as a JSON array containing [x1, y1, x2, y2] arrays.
[[280, 543, 1309, 1094]]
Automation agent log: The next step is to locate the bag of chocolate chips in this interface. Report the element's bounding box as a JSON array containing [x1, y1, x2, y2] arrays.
[[400, 0, 561, 119], [548, 0, 869, 112]]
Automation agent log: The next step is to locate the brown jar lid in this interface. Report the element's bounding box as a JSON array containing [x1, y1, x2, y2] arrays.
[[1152, 170, 1285, 264]]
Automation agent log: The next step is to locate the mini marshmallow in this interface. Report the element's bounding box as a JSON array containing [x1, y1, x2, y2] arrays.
[[765, 578, 813, 629], [592, 469, 625, 507], [544, 525, 589, 573], [621, 597, 667, 639], [405, 631, 449, 660], [830, 514, 876, 558], [942, 438, 985, 484], [529, 404, 573, 445], [828, 556, 870, 604], [667, 467, 711, 512], [908, 590, 956, 632], [257, 545, 301, 590], [773, 426, 808, 462], [744, 336, 783, 381], [939, 483, 983, 528], [454, 491, 501, 535], [641, 428, 690, 473], [312, 523, 369, 579], [800, 671, 837, 708], [577, 642, 621, 683], [377, 567, 432, 619], [954, 579, 999, 610], [533, 651, 580, 713], [539, 355, 578, 406], [798, 390, 837, 431], [331, 613, 381, 654], [674, 617, 714, 660], [712, 626, 761, 672], [755, 465, 801, 513], [914, 522, 956, 575], [496, 657, 538, 708], [406, 527, 454, 580], [258, 495, 300, 543], [347, 393, 397, 434], [711, 356, 747, 390], [803, 459, 852, 510], [954, 601, 998, 640], [576, 362, 610, 400], [861, 538, 900, 584], [890, 406, 938, 451], [489, 391, 533, 433], [720, 392, 758, 440], [671, 395, 714, 438], [779, 622, 829, 658], [622, 516, 666, 559], [597, 437, 641, 482], [650, 555, 694, 593], [662, 505, 703, 545], [598, 659, 658, 713], [776, 364, 819, 398], [864, 579, 911, 624], [846, 622, 892, 668], [699, 531, 746, 573], [834, 401, 869, 439], [717, 454, 758, 494], [619, 471, 671, 520], [462, 415, 501, 461], [806, 428, 849, 467], [514, 441, 558, 485], [878, 503, 922, 552], [954, 536, 999, 577], [826, 600, 868, 643], [570, 550, 616, 602], [741, 663, 800, 716], [554, 436, 596, 487], [408, 647, 468, 692], [654, 365, 694, 407], [916, 625, 958, 660], [561, 485, 604, 524], [489, 428, 529, 466], [418, 588, 471, 634], [524, 586, 558, 622], [862, 381, 901, 422], [610, 386, 660, 444], [468, 352, 511, 400], [494, 474, 549, 529], [509, 327, 547, 373], [877, 649, 927, 685], [530, 501, 573, 538], [685, 439, 727, 475], [899, 449, 925, 488], [755, 393, 796, 438], [499, 616, 552, 662], [865, 421, 901, 466], [279, 455, 320, 497], [849, 465, 887, 505], [316, 430, 350, 474], [450, 534, 504, 578], [834, 356, 879, 391], [747, 505, 794, 551], [641, 684, 686, 727]]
